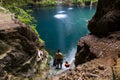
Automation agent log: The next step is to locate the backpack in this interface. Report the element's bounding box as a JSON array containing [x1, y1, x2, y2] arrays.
[[56, 53, 63, 59]]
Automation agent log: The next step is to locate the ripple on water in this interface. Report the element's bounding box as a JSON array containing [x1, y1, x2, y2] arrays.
[[68, 7, 73, 10], [57, 11, 66, 14]]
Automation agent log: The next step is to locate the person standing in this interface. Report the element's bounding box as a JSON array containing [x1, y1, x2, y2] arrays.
[[54, 49, 63, 69]]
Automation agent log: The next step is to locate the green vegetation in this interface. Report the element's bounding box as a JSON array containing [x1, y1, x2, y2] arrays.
[[1, 0, 35, 25], [1, 0, 44, 44], [1, 0, 28, 7], [0, 3, 2, 6], [73, 0, 98, 5], [31, 0, 98, 6], [78, 0, 98, 2], [11, 7, 34, 25], [32, 0, 56, 6], [1, 0, 98, 7], [31, 25, 44, 43]]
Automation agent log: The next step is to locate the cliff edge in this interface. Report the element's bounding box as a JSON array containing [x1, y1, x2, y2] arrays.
[[0, 7, 49, 80]]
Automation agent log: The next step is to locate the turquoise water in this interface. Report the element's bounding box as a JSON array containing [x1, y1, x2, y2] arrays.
[[32, 6, 96, 57]]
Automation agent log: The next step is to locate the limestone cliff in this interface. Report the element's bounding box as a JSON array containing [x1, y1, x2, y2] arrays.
[[0, 8, 49, 80]]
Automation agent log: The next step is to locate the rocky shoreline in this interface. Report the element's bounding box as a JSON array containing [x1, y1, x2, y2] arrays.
[[50, 0, 120, 80], [50, 31, 120, 80]]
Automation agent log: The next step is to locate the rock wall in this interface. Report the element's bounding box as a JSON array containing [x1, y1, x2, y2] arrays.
[[0, 10, 49, 80], [73, 0, 120, 79], [75, 32, 120, 66], [55, 31, 119, 80], [88, 0, 120, 35]]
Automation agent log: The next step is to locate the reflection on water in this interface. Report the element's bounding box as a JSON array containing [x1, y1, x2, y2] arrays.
[[68, 7, 73, 10], [57, 11, 66, 14], [54, 14, 67, 19]]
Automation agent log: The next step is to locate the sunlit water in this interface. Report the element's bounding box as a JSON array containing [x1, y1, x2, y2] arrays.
[[32, 6, 96, 67]]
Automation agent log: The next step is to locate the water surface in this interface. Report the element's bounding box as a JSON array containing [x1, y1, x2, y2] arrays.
[[32, 6, 96, 60]]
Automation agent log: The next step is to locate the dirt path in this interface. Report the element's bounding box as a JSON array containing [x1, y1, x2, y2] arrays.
[[0, 7, 20, 30], [45, 67, 69, 80]]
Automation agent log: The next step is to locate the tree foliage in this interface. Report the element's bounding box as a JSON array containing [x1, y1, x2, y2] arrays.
[[1, 0, 44, 43], [1, 0, 98, 7], [73, 0, 98, 3]]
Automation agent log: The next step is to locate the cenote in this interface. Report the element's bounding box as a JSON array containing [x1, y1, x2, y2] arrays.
[[32, 6, 96, 59]]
